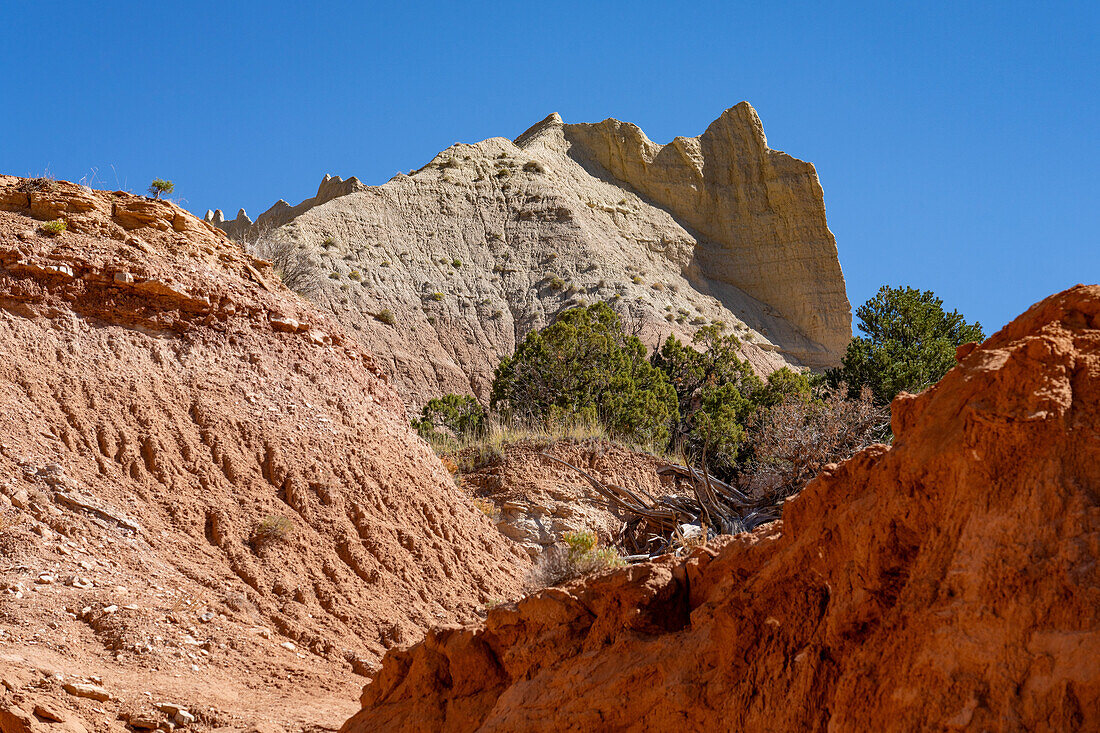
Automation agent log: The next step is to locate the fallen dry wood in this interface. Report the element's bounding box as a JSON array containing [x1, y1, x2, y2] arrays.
[[540, 453, 777, 555]]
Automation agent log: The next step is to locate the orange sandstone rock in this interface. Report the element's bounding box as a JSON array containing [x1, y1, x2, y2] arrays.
[[342, 284, 1100, 732]]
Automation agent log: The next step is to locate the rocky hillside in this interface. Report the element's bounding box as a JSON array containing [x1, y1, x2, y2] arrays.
[[0, 176, 527, 731], [210, 103, 851, 408], [341, 285, 1100, 732]]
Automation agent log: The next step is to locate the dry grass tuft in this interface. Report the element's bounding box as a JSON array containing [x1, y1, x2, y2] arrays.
[[243, 228, 322, 298], [252, 514, 295, 547], [526, 530, 624, 590]]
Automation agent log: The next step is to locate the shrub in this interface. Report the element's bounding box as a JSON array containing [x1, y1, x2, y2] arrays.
[[40, 219, 67, 236], [632, 275, 644, 285], [744, 386, 889, 504], [651, 324, 812, 474], [243, 229, 322, 298], [328, 272, 340, 280], [252, 515, 294, 546], [321, 236, 336, 248], [429, 292, 445, 301], [526, 530, 624, 589], [148, 179, 174, 199], [348, 270, 361, 281], [413, 394, 487, 444], [452, 259, 462, 268], [523, 160, 545, 173], [376, 308, 396, 325], [829, 285, 984, 404], [547, 277, 565, 291], [490, 301, 678, 446]]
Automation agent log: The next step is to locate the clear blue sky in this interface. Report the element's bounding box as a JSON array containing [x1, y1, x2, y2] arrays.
[[4, 1, 1096, 332]]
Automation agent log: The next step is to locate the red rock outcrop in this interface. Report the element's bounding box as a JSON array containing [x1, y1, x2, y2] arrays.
[[342, 284, 1100, 732], [0, 176, 527, 731]]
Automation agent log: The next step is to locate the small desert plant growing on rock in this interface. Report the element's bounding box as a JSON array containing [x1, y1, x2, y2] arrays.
[[40, 219, 67, 236], [527, 530, 624, 589], [252, 515, 294, 546], [148, 179, 174, 199], [429, 292, 445, 301], [547, 277, 565, 291], [376, 308, 396, 326]]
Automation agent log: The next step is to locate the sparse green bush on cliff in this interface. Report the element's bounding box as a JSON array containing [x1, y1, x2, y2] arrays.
[[40, 219, 67, 236], [527, 530, 624, 589], [829, 286, 985, 404], [148, 179, 174, 199]]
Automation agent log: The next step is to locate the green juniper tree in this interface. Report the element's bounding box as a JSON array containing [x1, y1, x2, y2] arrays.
[[148, 179, 174, 199], [652, 323, 812, 472], [831, 285, 985, 404], [413, 394, 486, 444], [490, 302, 678, 446]]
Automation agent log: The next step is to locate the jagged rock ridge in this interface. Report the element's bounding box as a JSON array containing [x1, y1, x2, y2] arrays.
[[341, 284, 1100, 732], [211, 103, 852, 409]]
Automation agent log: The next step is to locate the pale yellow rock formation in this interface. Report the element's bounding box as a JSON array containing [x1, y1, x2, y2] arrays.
[[212, 103, 851, 409], [556, 103, 850, 359]]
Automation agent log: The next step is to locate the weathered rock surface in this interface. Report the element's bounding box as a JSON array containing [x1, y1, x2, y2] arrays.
[[207, 174, 368, 241], [341, 284, 1100, 732], [0, 175, 527, 731], [458, 439, 671, 559], [212, 103, 851, 409]]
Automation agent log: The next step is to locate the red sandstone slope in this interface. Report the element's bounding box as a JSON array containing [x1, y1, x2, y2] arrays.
[[343, 284, 1100, 732], [0, 176, 527, 731]]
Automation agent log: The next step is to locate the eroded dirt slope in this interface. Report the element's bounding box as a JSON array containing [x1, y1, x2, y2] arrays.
[[0, 176, 527, 732], [343, 284, 1100, 732]]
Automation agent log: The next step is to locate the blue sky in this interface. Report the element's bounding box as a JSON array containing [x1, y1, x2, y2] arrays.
[[4, 1, 1096, 332]]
